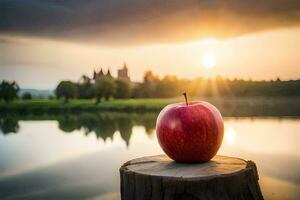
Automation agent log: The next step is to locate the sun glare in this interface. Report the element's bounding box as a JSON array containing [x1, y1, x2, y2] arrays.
[[225, 127, 236, 145], [201, 53, 216, 69], [200, 38, 218, 45]]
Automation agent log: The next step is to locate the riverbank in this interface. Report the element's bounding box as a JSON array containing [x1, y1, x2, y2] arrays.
[[1, 97, 300, 117]]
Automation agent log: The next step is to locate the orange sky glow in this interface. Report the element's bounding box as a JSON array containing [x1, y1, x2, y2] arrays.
[[1, 26, 299, 89]]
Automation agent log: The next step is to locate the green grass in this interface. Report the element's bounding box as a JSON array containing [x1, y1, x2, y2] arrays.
[[1, 97, 300, 117], [0, 98, 179, 113]]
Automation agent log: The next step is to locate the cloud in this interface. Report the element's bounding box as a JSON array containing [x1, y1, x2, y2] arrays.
[[0, 0, 300, 45]]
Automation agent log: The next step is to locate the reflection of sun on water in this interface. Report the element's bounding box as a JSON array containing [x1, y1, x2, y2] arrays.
[[225, 127, 236, 145], [201, 52, 216, 69]]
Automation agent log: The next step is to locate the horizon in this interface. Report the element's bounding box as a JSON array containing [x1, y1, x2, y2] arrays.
[[12, 66, 300, 91], [16, 74, 300, 91]]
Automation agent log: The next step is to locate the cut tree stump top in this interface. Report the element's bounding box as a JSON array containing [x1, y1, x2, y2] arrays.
[[120, 155, 264, 200], [124, 155, 247, 179]]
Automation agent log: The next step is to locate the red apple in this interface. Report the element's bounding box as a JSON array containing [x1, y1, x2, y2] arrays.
[[156, 94, 224, 162]]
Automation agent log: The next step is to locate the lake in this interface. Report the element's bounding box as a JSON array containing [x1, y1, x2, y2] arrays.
[[0, 113, 299, 200]]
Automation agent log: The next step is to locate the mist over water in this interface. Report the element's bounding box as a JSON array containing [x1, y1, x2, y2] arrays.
[[0, 112, 299, 200]]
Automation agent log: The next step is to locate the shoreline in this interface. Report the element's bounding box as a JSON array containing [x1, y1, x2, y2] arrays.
[[1, 97, 300, 117]]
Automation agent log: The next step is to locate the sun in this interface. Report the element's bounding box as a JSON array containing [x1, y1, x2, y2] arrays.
[[201, 53, 216, 69]]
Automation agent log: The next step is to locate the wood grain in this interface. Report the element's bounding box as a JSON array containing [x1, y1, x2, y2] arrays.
[[120, 155, 264, 200]]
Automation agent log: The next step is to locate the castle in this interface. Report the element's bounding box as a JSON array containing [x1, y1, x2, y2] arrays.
[[92, 63, 130, 81], [117, 63, 130, 80]]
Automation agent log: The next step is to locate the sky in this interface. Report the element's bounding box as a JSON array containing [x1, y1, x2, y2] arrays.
[[0, 0, 300, 89]]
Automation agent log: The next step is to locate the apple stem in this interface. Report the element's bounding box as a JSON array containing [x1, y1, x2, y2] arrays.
[[183, 92, 188, 106]]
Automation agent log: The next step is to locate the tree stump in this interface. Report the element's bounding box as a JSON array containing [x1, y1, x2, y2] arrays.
[[120, 155, 264, 200]]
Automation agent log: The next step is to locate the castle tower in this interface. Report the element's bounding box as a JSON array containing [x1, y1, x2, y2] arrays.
[[106, 69, 112, 77], [93, 70, 97, 80], [118, 63, 130, 80], [93, 68, 105, 80], [99, 68, 104, 76]]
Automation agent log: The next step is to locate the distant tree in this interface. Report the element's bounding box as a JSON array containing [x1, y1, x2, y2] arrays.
[[21, 92, 32, 100], [48, 95, 54, 100], [93, 80, 104, 103], [77, 75, 93, 99], [0, 80, 19, 103], [93, 77, 116, 103], [135, 71, 159, 98], [55, 81, 77, 103], [114, 78, 132, 99], [156, 75, 180, 98]]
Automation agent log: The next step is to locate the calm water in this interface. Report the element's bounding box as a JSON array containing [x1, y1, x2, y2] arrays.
[[0, 113, 299, 200]]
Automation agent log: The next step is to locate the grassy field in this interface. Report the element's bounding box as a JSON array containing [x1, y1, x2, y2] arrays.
[[1, 96, 300, 117], [0, 98, 177, 113]]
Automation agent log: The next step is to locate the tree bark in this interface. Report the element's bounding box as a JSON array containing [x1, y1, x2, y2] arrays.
[[120, 155, 264, 200]]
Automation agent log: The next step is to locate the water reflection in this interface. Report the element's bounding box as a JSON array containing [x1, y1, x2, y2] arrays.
[[0, 116, 19, 135], [0, 114, 299, 200], [0, 113, 157, 146], [224, 127, 236, 145]]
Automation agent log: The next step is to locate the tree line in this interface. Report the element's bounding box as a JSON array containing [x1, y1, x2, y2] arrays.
[[1, 70, 300, 103], [56, 73, 132, 103], [134, 72, 300, 98], [55, 70, 300, 102]]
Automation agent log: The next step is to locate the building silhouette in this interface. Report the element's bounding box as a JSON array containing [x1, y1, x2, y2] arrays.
[[118, 63, 130, 80], [93, 68, 111, 80], [92, 64, 130, 81]]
